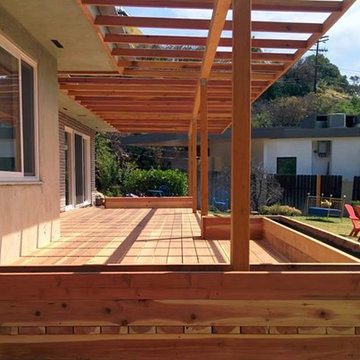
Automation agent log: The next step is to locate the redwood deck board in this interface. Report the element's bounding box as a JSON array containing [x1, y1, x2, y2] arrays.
[[12, 208, 289, 265]]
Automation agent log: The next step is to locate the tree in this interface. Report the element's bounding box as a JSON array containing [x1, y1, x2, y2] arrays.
[[336, 95, 360, 114], [261, 54, 350, 101], [95, 133, 121, 196], [349, 75, 360, 96], [252, 89, 351, 128], [251, 163, 283, 211]]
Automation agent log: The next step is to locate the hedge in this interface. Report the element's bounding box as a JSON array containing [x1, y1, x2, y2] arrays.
[[121, 168, 188, 196]]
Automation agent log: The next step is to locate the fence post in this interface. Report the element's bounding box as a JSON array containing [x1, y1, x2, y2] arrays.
[[316, 174, 321, 207]]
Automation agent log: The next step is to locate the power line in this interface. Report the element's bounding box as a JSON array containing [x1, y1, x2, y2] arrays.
[[309, 35, 329, 92]]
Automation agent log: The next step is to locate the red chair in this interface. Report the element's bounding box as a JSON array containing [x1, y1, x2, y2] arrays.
[[355, 205, 360, 219], [345, 204, 360, 236]]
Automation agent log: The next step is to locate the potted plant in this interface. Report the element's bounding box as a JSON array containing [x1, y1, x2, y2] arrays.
[[95, 193, 105, 206]]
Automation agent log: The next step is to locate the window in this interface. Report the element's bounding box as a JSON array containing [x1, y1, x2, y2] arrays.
[[277, 157, 296, 175], [0, 35, 38, 180]]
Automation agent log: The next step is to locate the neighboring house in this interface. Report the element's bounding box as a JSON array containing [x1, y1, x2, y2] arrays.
[[123, 113, 360, 199], [252, 114, 360, 180], [0, 1, 122, 263]]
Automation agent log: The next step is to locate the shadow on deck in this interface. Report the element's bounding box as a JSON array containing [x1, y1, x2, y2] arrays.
[[12, 207, 287, 266]]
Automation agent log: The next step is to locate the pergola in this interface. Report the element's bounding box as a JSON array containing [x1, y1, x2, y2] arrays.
[[59, 0, 354, 270]]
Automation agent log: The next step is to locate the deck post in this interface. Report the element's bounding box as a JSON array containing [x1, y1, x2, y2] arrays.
[[191, 118, 197, 213], [188, 131, 192, 196], [316, 174, 321, 206], [231, 0, 251, 270], [200, 78, 208, 217]]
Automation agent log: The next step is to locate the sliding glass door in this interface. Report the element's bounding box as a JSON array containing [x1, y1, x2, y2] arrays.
[[64, 128, 90, 210]]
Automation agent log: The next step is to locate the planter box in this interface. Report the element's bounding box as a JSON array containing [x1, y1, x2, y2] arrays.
[[105, 196, 192, 209]]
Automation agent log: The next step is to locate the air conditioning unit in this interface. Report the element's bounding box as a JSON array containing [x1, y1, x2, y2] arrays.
[[317, 141, 330, 158], [328, 113, 346, 128]]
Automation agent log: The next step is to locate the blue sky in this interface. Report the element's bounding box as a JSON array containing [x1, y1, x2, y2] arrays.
[[123, 2, 360, 81]]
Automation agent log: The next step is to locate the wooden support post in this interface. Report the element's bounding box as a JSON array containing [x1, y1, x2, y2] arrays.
[[188, 132, 192, 196], [231, 0, 251, 270], [316, 174, 321, 206], [191, 119, 197, 213], [200, 78, 208, 217]]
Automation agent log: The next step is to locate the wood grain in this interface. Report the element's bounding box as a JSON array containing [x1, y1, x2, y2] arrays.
[[0, 334, 359, 360]]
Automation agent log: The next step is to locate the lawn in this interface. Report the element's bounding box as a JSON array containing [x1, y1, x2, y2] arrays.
[[294, 216, 355, 240]]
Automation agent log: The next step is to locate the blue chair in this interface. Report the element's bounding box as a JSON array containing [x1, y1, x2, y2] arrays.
[[213, 190, 230, 212], [159, 185, 174, 197]]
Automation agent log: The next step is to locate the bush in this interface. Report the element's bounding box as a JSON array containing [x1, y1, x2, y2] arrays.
[[251, 163, 283, 211], [259, 204, 302, 216], [95, 133, 121, 196], [121, 168, 188, 196], [350, 201, 360, 207]]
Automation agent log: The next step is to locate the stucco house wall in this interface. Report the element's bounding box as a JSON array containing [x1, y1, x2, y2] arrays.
[[263, 139, 313, 175], [0, 6, 60, 264], [331, 138, 360, 180]]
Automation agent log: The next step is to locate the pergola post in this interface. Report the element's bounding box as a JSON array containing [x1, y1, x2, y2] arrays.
[[188, 131, 192, 196], [200, 78, 208, 217], [191, 119, 197, 213], [231, 0, 251, 270]]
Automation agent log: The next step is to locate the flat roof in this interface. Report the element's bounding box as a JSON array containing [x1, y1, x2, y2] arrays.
[[122, 126, 360, 147]]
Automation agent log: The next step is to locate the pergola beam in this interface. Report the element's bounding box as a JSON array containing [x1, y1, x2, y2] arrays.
[[105, 34, 308, 50], [95, 15, 323, 34], [84, 0, 343, 12], [61, 78, 270, 87], [111, 48, 295, 62], [116, 61, 285, 72]]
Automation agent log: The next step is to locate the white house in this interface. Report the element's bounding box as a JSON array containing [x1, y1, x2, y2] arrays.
[[251, 114, 360, 180], [123, 113, 360, 199]]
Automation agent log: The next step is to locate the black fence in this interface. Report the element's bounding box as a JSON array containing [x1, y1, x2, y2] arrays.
[[200, 172, 344, 213], [274, 175, 342, 212], [353, 176, 360, 201], [321, 175, 342, 198]]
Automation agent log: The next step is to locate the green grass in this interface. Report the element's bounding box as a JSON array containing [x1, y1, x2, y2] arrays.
[[294, 216, 355, 240]]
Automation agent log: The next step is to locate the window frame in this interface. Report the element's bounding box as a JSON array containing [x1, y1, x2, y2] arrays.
[[276, 157, 297, 175], [0, 34, 39, 182], [64, 126, 91, 210]]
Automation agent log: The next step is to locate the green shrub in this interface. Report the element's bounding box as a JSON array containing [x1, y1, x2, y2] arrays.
[[121, 168, 188, 196], [105, 185, 123, 197], [95, 133, 121, 196], [260, 204, 302, 216], [350, 201, 360, 207]]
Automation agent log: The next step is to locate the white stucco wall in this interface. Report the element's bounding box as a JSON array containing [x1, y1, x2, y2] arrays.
[[0, 6, 60, 264], [251, 139, 265, 166], [331, 138, 360, 180], [263, 139, 313, 174]]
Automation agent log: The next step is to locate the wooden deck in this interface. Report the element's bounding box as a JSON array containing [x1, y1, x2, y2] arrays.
[[13, 207, 288, 265]]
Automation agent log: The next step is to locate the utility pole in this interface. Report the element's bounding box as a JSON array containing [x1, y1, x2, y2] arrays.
[[311, 35, 329, 93]]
